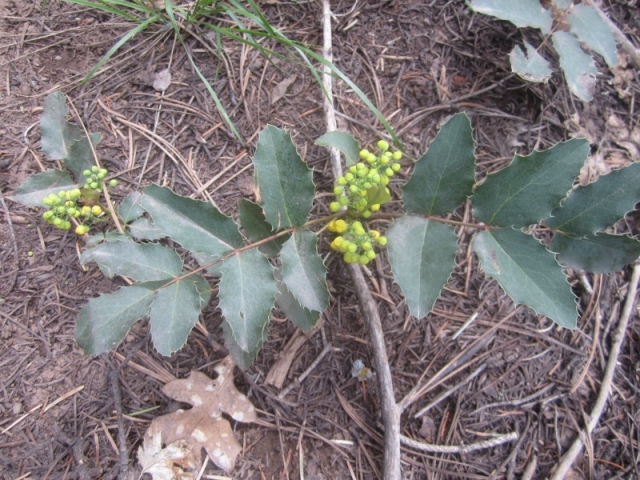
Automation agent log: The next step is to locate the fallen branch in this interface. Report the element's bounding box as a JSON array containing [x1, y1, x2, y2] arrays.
[[320, 1, 401, 478], [550, 262, 640, 479]]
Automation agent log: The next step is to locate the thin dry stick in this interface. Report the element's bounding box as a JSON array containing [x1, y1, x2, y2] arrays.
[[320, 2, 401, 479], [550, 262, 640, 480], [399, 431, 518, 454], [413, 365, 486, 418]]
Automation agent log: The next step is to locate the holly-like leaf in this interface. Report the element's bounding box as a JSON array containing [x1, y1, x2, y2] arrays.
[[550, 233, 640, 274], [66, 132, 101, 181], [274, 268, 320, 332], [402, 113, 476, 215], [279, 229, 329, 313], [76, 285, 155, 355], [85, 231, 125, 247], [81, 236, 183, 282], [552, 31, 597, 102], [473, 227, 577, 328], [238, 199, 287, 257], [218, 249, 276, 355], [509, 42, 553, 83], [127, 217, 165, 241], [387, 216, 458, 318], [469, 0, 553, 33], [567, 4, 617, 68], [118, 191, 145, 223], [139, 184, 244, 267], [149, 274, 211, 356], [40, 91, 101, 180], [473, 139, 589, 227], [546, 163, 640, 236], [12, 169, 77, 206], [252, 125, 314, 229], [222, 321, 265, 371], [315, 131, 360, 166], [143, 358, 257, 473]]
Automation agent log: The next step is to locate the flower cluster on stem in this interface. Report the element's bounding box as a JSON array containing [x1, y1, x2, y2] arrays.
[[41, 166, 117, 235], [327, 140, 400, 265]]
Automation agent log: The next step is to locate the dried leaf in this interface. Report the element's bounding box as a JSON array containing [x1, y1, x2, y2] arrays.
[[271, 75, 297, 104], [142, 357, 257, 473], [138, 424, 199, 480]]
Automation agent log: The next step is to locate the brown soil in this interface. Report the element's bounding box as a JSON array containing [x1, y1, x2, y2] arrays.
[[1, 0, 640, 479]]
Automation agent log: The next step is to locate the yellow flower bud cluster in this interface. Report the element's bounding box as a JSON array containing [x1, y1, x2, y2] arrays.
[[329, 140, 402, 218], [328, 219, 387, 265], [327, 140, 400, 265], [40, 167, 117, 235]]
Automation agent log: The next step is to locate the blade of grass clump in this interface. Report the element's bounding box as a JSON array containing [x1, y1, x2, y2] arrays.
[[63, 0, 150, 21], [80, 13, 163, 85], [163, 0, 244, 143], [230, 0, 400, 144]]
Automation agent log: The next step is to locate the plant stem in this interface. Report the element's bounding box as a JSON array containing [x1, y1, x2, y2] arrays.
[[321, 1, 401, 478], [163, 212, 342, 287], [373, 211, 488, 229]]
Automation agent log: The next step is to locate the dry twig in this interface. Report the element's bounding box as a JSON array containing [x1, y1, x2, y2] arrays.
[[320, 2, 401, 478], [550, 263, 640, 479]]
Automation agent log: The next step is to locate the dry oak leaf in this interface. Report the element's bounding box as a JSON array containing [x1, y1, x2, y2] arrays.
[[145, 356, 257, 473], [138, 424, 199, 480]]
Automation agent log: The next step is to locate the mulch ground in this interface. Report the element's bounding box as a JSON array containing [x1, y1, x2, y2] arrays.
[[1, 0, 640, 478]]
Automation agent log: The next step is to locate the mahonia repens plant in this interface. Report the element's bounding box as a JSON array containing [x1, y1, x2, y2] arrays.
[[469, 0, 619, 101], [11, 92, 640, 369]]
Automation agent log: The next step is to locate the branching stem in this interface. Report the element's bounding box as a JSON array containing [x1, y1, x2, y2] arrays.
[[163, 212, 342, 287]]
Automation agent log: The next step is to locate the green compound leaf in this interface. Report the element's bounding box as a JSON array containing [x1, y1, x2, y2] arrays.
[[469, 0, 553, 34], [279, 229, 329, 313], [252, 125, 314, 229], [139, 184, 244, 266], [552, 31, 597, 102], [509, 42, 552, 83], [222, 321, 265, 370], [218, 249, 276, 354], [81, 236, 183, 282], [315, 131, 360, 166], [238, 199, 288, 257], [567, 4, 617, 68], [473, 139, 589, 227], [274, 268, 321, 332], [546, 163, 640, 236], [40, 91, 101, 180], [149, 274, 212, 356], [76, 285, 155, 355], [387, 216, 458, 319], [118, 191, 145, 223], [551, 233, 640, 274], [403, 113, 475, 216], [127, 217, 165, 241], [473, 228, 577, 329], [67, 131, 101, 181], [12, 169, 77, 206]]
